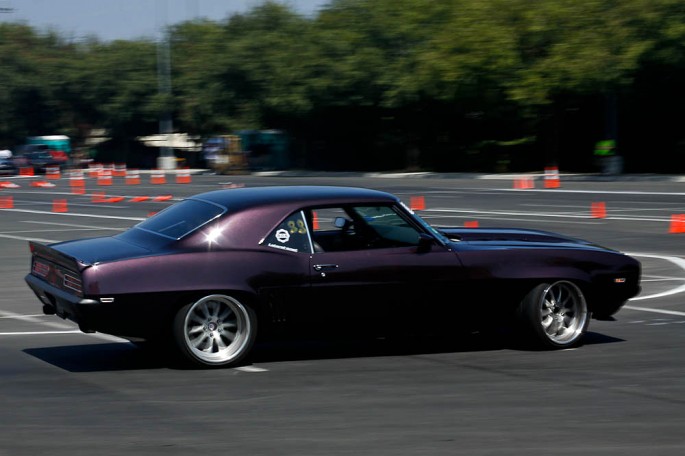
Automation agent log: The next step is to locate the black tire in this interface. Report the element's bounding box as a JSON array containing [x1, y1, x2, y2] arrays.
[[172, 294, 257, 368], [516, 281, 589, 349]]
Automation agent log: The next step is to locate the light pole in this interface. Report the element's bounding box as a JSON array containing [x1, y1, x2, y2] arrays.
[[156, 0, 175, 170], [0, 2, 14, 142]]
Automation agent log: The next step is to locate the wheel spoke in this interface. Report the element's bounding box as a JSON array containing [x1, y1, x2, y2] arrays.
[[215, 335, 229, 351], [189, 313, 205, 325], [547, 318, 561, 336], [190, 332, 209, 350], [188, 324, 204, 335], [198, 302, 211, 319], [218, 306, 232, 321]]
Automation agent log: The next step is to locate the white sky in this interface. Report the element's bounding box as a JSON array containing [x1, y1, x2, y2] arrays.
[[2, 0, 330, 41]]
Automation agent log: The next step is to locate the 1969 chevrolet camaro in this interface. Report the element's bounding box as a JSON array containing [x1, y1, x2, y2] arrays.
[[25, 185, 641, 368]]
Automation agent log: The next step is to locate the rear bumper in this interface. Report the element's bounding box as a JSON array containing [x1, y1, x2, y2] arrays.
[[25, 274, 100, 332], [24, 274, 177, 339]]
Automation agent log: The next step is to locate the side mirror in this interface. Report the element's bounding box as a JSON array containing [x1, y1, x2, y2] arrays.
[[417, 233, 434, 253], [334, 216, 347, 228]]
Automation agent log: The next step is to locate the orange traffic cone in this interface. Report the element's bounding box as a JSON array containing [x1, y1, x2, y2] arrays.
[[409, 196, 426, 210], [45, 166, 61, 180], [0, 196, 13, 208], [543, 166, 561, 188], [97, 169, 113, 186], [669, 214, 685, 234], [52, 199, 68, 213], [176, 167, 192, 184], [514, 177, 534, 189], [126, 169, 141, 185], [150, 169, 166, 184], [591, 202, 607, 218]]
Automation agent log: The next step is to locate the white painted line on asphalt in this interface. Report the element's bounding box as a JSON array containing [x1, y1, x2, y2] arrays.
[[235, 366, 268, 373], [22, 220, 131, 231], [2, 228, 120, 234], [640, 277, 685, 282], [623, 306, 685, 317], [0, 310, 129, 343], [485, 187, 685, 197], [629, 253, 685, 301], [0, 330, 82, 336], [426, 207, 675, 223], [428, 208, 594, 219], [0, 208, 145, 221], [0, 233, 57, 243], [422, 214, 600, 226], [0, 314, 46, 319], [0, 309, 75, 329]]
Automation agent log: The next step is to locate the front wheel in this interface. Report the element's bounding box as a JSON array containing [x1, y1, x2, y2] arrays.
[[172, 294, 257, 368], [516, 281, 589, 349]]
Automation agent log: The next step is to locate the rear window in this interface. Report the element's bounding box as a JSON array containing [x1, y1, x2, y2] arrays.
[[134, 199, 225, 240]]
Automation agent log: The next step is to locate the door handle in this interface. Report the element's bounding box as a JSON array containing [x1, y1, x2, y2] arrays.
[[313, 264, 339, 271]]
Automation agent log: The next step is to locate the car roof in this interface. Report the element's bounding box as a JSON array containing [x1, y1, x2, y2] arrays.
[[191, 186, 398, 211]]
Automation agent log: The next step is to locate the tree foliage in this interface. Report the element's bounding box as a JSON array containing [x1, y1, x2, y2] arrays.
[[1, 0, 684, 172]]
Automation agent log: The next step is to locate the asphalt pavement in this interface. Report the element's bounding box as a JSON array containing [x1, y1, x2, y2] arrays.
[[0, 170, 684, 455]]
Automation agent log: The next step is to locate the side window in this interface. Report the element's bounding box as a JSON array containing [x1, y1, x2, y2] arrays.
[[263, 211, 312, 253], [307, 204, 422, 252], [352, 205, 422, 247]]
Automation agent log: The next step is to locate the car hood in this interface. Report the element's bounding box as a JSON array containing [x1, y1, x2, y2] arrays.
[[437, 227, 614, 252], [50, 236, 155, 265]]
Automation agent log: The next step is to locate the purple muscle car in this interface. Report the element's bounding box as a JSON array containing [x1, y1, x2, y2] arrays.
[[25, 185, 641, 368]]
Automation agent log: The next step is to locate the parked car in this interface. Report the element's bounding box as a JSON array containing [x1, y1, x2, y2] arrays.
[[13, 145, 65, 173], [0, 157, 18, 175], [24, 186, 641, 368]]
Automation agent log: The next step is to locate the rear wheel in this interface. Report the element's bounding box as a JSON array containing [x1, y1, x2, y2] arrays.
[[517, 281, 589, 349], [172, 294, 257, 368]]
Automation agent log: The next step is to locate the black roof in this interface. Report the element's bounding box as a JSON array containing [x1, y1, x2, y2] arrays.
[[191, 185, 398, 210]]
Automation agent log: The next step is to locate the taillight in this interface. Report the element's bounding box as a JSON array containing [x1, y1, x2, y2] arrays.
[[63, 273, 83, 293]]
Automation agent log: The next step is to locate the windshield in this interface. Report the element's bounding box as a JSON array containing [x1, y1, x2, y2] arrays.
[[134, 199, 225, 240], [399, 201, 451, 245]]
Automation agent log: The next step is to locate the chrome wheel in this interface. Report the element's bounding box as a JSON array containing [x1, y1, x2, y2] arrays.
[[173, 294, 256, 367], [538, 281, 588, 345], [518, 281, 589, 348]]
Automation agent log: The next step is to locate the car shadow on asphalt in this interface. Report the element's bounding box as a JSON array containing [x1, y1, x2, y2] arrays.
[[22, 330, 624, 372], [250, 330, 624, 364], [24, 342, 169, 372]]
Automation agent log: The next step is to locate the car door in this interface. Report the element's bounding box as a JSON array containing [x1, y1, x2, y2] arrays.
[[304, 204, 465, 336]]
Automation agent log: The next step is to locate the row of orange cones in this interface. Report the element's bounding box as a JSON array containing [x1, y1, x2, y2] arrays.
[[513, 176, 560, 189], [2, 193, 684, 233], [0, 194, 172, 211], [408, 196, 685, 233], [0, 174, 190, 189], [590, 202, 685, 232]]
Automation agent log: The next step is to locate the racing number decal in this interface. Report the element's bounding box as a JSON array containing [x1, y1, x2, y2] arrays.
[[287, 219, 307, 235], [265, 213, 310, 253]]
